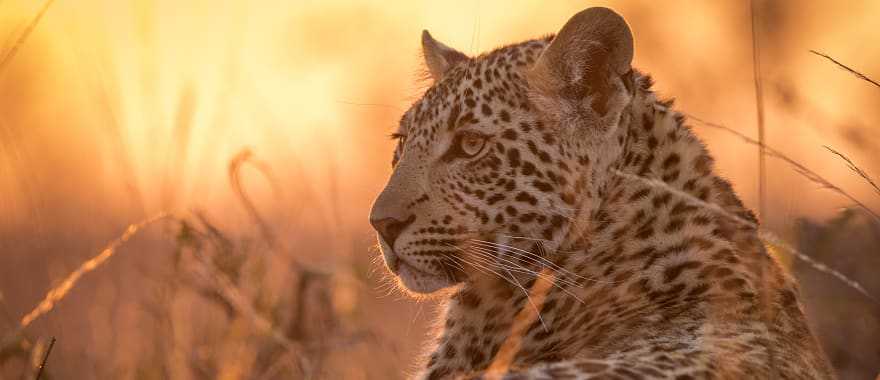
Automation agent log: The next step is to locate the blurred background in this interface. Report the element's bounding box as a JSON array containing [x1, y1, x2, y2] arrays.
[[0, 0, 878, 379]]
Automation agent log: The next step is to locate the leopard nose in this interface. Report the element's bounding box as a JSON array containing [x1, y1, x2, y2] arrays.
[[370, 215, 416, 249]]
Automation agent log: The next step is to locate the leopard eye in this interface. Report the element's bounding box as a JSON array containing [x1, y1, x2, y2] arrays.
[[459, 132, 487, 157]]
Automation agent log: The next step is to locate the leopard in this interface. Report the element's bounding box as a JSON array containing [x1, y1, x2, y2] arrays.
[[369, 7, 834, 380]]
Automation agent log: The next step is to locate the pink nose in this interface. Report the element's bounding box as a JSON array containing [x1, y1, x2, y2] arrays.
[[370, 215, 416, 250]]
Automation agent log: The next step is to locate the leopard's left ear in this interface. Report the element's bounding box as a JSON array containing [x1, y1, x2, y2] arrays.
[[528, 7, 633, 133], [422, 30, 468, 80]]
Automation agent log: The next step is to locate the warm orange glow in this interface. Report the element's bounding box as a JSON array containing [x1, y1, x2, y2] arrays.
[[1, 1, 878, 378], [1, 1, 878, 229]]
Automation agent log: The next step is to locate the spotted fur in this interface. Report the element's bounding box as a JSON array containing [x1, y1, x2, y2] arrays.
[[370, 7, 834, 380]]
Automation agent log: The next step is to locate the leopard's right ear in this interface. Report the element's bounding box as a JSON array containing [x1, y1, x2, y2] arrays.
[[527, 7, 633, 134], [422, 30, 468, 80]]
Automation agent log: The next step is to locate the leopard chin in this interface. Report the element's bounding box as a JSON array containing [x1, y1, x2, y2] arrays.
[[394, 260, 454, 294]]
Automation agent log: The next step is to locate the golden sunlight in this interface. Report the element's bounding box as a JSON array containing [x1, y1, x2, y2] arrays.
[[1, 1, 879, 378]]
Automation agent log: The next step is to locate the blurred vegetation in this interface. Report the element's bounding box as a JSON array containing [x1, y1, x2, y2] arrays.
[[795, 209, 880, 380], [1, 1, 879, 379]]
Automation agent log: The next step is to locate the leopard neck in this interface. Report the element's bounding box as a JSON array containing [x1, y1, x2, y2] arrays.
[[560, 73, 759, 256]]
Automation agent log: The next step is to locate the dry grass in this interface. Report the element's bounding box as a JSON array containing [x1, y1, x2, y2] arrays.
[[33, 336, 54, 380], [1, 2, 879, 379], [684, 112, 880, 224], [0, 213, 169, 378], [0, 0, 54, 75], [16, 213, 171, 330], [0, 213, 164, 376], [824, 145, 880, 197], [0, 149, 383, 379], [749, 0, 768, 219], [809, 50, 880, 89]]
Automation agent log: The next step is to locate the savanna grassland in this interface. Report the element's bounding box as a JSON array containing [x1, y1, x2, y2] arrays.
[[1, 1, 879, 379]]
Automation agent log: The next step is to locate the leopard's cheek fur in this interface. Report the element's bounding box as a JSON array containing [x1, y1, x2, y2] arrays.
[[443, 129, 593, 270], [372, 150, 511, 292], [380, 133, 584, 291]]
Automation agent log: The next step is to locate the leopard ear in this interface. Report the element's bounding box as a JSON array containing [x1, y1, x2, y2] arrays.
[[422, 30, 468, 80], [527, 7, 633, 131]]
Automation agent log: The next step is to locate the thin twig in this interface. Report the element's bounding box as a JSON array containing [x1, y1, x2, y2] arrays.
[[810, 50, 880, 89], [18, 212, 171, 329], [749, 0, 767, 220], [1, 214, 165, 364], [759, 232, 878, 305], [229, 149, 282, 248], [682, 112, 880, 224], [0, 0, 56, 74], [824, 145, 880, 198], [34, 336, 55, 380]]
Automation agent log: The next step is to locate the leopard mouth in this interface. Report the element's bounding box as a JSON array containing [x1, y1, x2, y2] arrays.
[[377, 234, 472, 294], [395, 258, 459, 294], [382, 245, 468, 294], [388, 255, 428, 276]]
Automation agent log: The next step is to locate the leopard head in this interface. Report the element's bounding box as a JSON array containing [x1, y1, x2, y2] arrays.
[[370, 7, 635, 294]]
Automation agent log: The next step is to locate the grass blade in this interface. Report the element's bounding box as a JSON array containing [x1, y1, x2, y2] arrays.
[[0, 0, 55, 75], [810, 50, 880, 89]]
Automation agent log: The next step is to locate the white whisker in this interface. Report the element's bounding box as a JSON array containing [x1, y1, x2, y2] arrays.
[[446, 244, 550, 332], [469, 239, 607, 284], [465, 245, 584, 289], [463, 245, 587, 304], [505, 266, 549, 332]]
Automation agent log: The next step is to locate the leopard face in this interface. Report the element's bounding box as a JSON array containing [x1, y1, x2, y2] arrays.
[[370, 9, 635, 294]]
